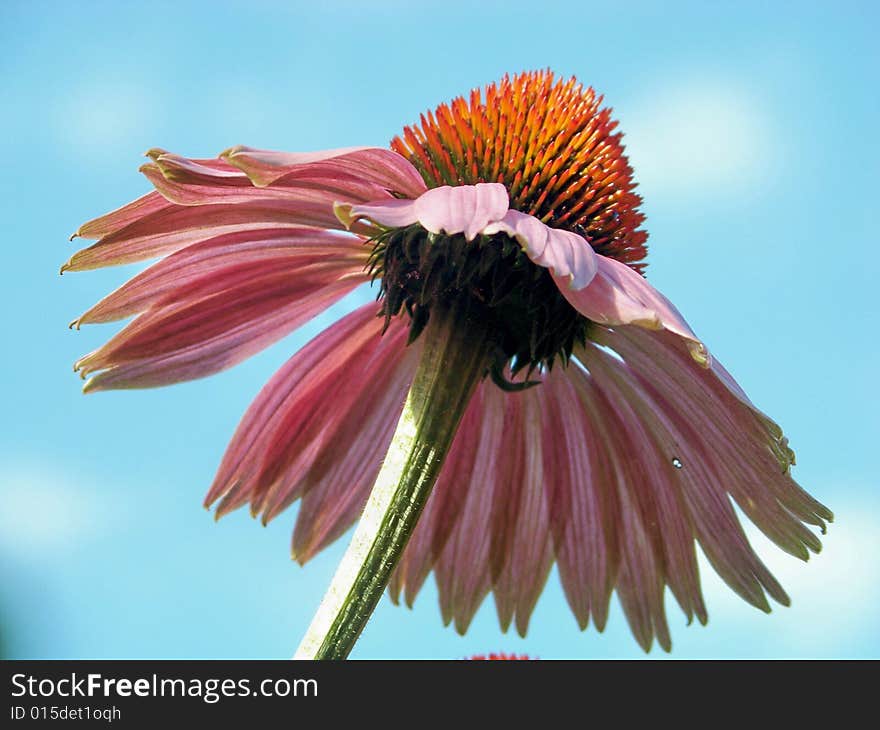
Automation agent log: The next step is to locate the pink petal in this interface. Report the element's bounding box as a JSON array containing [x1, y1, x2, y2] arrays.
[[146, 148, 241, 180], [222, 146, 428, 199], [72, 191, 171, 240], [336, 199, 419, 231], [565, 361, 673, 651], [434, 383, 507, 634], [76, 258, 362, 391], [290, 328, 422, 562], [251, 317, 411, 522], [140, 161, 324, 207], [149, 147, 410, 209], [414, 183, 509, 241], [608, 327, 830, 535], [221, 146, 365, 185], [586, 343, 784, 613], [564, 326, 830, 634], [65, 196, 375, 273], [542, 370, 617, 632], [139, 149, 407, 222], [73, 228, 367, 326], [487, 384, 526, 586], [559, 255, 709, 365], [491, 386, 555, 637], [340, 183, 509, 242], [577, 346, 707, 634], [482, 209, 599, 289], [205, 304, 385, 513]]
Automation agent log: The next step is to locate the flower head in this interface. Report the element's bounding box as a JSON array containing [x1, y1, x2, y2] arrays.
[[391, 70, 648, 270], [67, 70, 831, 652]]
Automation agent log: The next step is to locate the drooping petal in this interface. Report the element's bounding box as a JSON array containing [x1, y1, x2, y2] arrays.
[[136, 149, 410, 229], [252, 316, 413, 524], [564, 359, 673, 651], [205, 304, 386, 515], [558, 326, 832, 646], [541, 369, 617, 633], [434, 383, 507, 634], [221, 146, 428, 199], [491, 386, 555, 637], [606, 326, 831, 536], [559, 255, 709, 365], [577, 345, 707, 633], [205, 305, 423, 564], [482, 209, 599, 289], [140, 158, 330, 207], [68, 146, 400, 273], [339, 183, 509, 241], [75, 257, 363, 391], [73, 228, 368, 326], [290, 328, 423, 562], [64, 198, 367, 272], [71, 191, 171, 240], [487, 386, 527, 586], [146, 148, 413, 207]]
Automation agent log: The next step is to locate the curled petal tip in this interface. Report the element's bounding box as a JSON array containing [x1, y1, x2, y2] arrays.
[[688, 341, 711, 367], [219, 145, 246, 160], [68, 232, 78, 242], [144, 148, 168, 161], [212, 499, 239, 521], [333, 202, 356, 230]]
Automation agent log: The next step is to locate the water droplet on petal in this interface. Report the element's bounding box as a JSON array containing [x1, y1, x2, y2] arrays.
[[672, 457, 683, 469]]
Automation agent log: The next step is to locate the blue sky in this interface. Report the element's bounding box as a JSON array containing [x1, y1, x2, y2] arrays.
[[1, 0, 877, 659]]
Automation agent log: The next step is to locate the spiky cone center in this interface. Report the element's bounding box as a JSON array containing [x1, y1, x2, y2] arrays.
[[391, 70, 648, 269], [374, 70, 648, 384]]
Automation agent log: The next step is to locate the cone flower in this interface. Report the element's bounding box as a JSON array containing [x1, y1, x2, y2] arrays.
[[66, 70, 831, 653]]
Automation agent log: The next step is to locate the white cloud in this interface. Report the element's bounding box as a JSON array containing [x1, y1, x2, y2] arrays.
[[54, 80, 158, 155], [0, 465, 130, 557], [621, 79, 776, 201]]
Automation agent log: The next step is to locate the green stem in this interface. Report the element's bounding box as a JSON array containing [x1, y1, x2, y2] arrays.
[[294, 300, 493, 660]]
